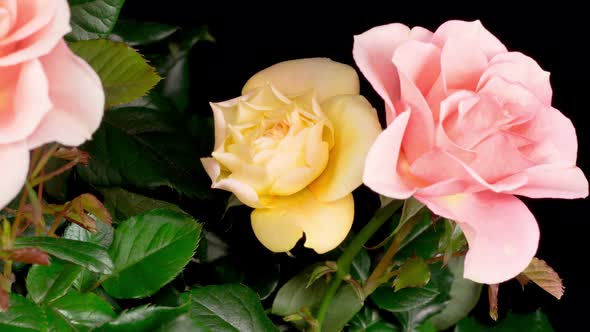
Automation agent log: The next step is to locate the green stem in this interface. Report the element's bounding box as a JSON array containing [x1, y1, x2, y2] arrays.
[[24, 182, 45, 236], [314, 200, 403, 331]]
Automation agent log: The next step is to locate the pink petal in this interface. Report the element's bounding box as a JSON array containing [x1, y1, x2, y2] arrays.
[[0, 60, 52, 144], [432, 20, 507, 59], [363, 110, 416, 199], [469, 133, 535, 183], [27, 41, 104, 148], [0, 0, 70, 66], [514, 107, 579, 165], [509, 164, 588, 199], [0, 142, 29, 209], [353, 24, 433, 121], [479, 52, 552, 106], [441, 36, 488, 92], [392, 40, 441, 95], [410, 149, 470, 184], [398, 71, 435, 162], [416, 192, 539, 284], [0, 0, 17, 38], [0, 0, 56, 44]]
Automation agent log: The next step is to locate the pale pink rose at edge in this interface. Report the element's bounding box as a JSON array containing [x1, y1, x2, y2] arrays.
[[0, 0, 104, 208], [355, 20, 588, 284]]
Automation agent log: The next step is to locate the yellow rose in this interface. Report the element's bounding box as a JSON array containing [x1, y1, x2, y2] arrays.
[[201, 58, 382, 253]]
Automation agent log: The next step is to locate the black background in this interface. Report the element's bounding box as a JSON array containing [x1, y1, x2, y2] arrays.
[[121, 2, 588, 330]]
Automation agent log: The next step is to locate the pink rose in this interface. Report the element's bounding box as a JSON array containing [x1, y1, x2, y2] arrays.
[[0, 0, 104, 208], [355, 20, 588, 284]]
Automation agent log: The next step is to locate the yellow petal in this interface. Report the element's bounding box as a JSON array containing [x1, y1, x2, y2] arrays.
[[242, 58, 360, 103], [251, 190, 354, 254], [308, 95, 382, 202]]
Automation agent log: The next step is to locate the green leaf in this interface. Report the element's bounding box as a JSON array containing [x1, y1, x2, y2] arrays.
[[371, 285, 439, 313], [63, 220, 114, 248], [393, 257, 431, 291], [188, 284, 277, 332], [98, 188, 185, 222], [69, 40, 161, 108], [396, 198, 425, 233], [348, 307, 400, 332], [112, 19, 179, 46], [51, 291, 116, 328], [63, 221, 113, 292], [67, 0, 125, 41], [102, 209, 201, 298], [397, 220, 446, 261], [455, 311, 554, 332], [44, 307, 77, 332], [14, 237, 113, 274], [327, 234, 371, 282], [94, 304, 189, 332], [26, 259, 83, 304], [154, 315, 207, 332], [77, 107, 210, 198], [393, 264, 454, 332], [322, 284, 364, 332], [430, 257, 482, 330], [272, 264, 328, 316], [0, 294, 45, 331]]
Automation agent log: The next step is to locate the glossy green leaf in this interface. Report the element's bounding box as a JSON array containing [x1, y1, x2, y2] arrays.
[[322, 284, 364, 332], [272, 264, 328, 316], [0, 294, 45, 331], [154, 315, 207, 332], [394, 264, 454, 332], [63, 222, 113, 292], [102, 209, 201, 298], [26, 259, 83, 304], [455, 311, 554, 332], [348, 307, 399, 332], [430, 257, 482, 330], [14, 237, 113, 274], [44, 307, 77, 332], [393, 257, 431, 291], [67, 0, 125, 41], [98, 188, 185, 223], [94, 304, 189, 332], [397, 222, 446, 261], [188, 284, 277, 332], [77, 107, 211, 198], [112, 19, 179, 46], [371, 285, 439, 313], [51, 292, 116, 328], [69, 40, 161, 107]]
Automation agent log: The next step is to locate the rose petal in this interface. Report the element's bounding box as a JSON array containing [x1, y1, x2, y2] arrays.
[[353, 24, 433, 123], [308, 95, 382, 202], [441, 36, 488, 92], [27, 41, 104, 148], [479, 52, 552, 105], [392, 40, 441, 95], [1, 0, 56, 44], [363, 110, 416, 199], [515, 107, 579, 165], [432, 20, 507, 59], [416, 192, 539, 284], [469, 133, 535, 183], [251, 190, 354, 254], [0, 141, 29, 208], [398, 71, 435, 162], [0, 0, 70, 66], [509, 164, 589, 199], [0, 59, 51, 144], [242, 58, 359, 103], [201, 157, 262, 208]]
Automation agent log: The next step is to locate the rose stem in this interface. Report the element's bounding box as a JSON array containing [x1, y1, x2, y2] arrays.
[[314, 200, 403, 331]]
